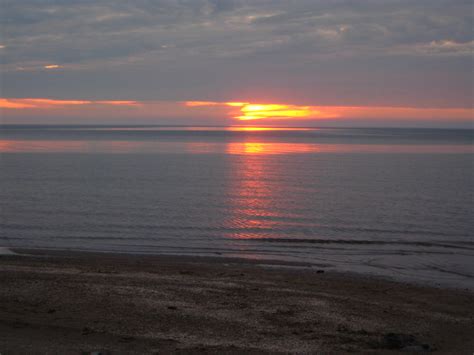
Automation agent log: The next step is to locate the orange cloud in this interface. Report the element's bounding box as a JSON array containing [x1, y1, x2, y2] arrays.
[[2, 98, 472, 124], [0, 98, 36, 109], [0, 98, 91, 108], [225, 102, 249, 107], [184, 100, 473, 121], [0, 98, 140, 109], [44, 64, 62, 69], [26, 99, 91, 106], [316, 105, 474, 121]]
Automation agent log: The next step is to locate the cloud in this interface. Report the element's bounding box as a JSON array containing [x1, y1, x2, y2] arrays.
[[43, 64, 62, 69], [1, 0, 472, 71], [0, 98, 138, 109], [1, 97, 472, 127], [393, 39, 474, 56], [0, 1, 472, 112]]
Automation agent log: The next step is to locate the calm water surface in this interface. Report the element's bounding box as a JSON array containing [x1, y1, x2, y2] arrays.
[[0, 126, 473, 288]]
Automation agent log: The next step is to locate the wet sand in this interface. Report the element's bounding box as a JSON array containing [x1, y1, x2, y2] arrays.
[[0, 249, 473, 354]]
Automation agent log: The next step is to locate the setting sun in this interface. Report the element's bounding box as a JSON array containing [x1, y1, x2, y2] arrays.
[[183, 100, 337, 120], [182, 100, 473, 123], [236, 104, 314, 120]]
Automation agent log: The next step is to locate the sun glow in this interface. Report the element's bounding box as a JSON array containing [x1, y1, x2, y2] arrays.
[[2, 98, 472, 124], [237, 104, 315, 120], [183, 100, 332, 120], [226, 102, 249, 107], [183, 100, 474, 122]]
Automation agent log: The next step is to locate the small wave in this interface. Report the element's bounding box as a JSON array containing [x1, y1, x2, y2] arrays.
[[253, 238, 474, 250]]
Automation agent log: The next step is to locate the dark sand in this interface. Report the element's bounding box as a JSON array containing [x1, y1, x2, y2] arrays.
[[0, 249, 473, 354]]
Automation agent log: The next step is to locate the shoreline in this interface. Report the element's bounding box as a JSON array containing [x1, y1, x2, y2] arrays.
[[1, 248, 473, 353], [5, 246, 474, 292]]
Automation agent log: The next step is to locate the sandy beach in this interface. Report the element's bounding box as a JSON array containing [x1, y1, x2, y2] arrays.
[[0, 249, 472, 354]]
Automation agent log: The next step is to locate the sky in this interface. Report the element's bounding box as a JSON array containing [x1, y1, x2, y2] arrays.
[[0, 0, 472, 127]]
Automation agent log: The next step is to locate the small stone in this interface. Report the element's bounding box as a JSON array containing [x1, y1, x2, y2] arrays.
[[336, 324, 348, 332], [383, 333, 416, 349], [401, 344, 432, 352], [119, 336, 135, 343], [82, 327, 94, 335]]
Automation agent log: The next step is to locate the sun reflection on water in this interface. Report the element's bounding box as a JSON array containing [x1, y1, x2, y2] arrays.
[[0, 139, 472, 154], [225, 126, 311, 132], [223, 141, 285, 241], [225, 142, 319, 155]]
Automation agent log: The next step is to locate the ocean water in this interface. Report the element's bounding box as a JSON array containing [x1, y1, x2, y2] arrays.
[[0, 125, 473, 288]]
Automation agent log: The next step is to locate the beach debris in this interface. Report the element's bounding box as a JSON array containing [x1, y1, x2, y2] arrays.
[[381, 333, 433, 352], [82, 327, 95, 335], [119, 336, 135, 343], [11, 321, 27, 329]]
